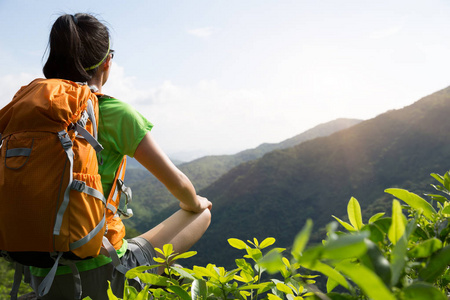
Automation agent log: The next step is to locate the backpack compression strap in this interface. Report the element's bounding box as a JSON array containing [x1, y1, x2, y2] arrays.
[[106, 156, 133, 219], [53, 131, 74, 236], [37, 252, 83, 300], [72, 99, 103, 153]]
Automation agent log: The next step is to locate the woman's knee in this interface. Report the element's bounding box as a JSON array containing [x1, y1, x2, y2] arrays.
[[200, 208, 212, 228]]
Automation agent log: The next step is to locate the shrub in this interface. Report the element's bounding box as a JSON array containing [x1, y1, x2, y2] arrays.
[[99, 172, 450, 299]]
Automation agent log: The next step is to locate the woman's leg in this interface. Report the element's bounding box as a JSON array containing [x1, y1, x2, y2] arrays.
[[138, 208, 211, 273]]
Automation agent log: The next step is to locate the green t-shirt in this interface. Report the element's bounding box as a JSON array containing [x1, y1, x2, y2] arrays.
[[30, 96, 153, 276], [98, 96, 153, 195]]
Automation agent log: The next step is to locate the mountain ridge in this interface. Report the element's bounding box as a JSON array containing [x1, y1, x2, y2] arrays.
[[187, 85, 450, 267]]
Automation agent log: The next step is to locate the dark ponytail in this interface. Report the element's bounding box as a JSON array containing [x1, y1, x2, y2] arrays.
[[43, 13, 110, 82]]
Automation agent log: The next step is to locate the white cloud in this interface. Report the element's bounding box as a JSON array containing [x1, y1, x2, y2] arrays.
[[104, 63, 301, 157], [0, 73, 39, 107], [186, 27, 214, 38], [369, 17, 406, 39]]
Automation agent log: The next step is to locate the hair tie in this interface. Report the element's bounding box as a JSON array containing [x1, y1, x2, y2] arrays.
[[72, 15, 78, 25]]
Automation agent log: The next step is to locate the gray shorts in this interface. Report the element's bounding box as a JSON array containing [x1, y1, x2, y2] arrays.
[[29, 237, 158, 300]]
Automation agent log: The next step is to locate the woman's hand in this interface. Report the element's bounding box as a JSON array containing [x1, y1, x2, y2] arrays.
[[179, 195, 212, 213]]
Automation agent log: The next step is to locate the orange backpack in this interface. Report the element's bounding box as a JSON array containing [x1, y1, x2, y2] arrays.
[[0, 79, 131, 299]]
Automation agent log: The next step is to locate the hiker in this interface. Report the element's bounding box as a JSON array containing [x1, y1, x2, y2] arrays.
[[25, 13, 212, 299]]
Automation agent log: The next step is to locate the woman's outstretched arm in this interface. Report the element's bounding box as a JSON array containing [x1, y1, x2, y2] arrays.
[[133, 132, 212, 212]]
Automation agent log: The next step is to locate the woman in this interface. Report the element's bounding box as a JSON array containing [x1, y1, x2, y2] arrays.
[[29, 13, 212, 299]]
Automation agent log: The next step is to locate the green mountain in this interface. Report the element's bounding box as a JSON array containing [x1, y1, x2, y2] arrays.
[[187, 86, 450, 268], [123, 118, 361, 231], [180, 118, 361, 188]]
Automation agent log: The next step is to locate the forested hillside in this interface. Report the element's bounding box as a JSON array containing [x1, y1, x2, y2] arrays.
[[123, 118, 361, 232], [187, 86, 450, 267]]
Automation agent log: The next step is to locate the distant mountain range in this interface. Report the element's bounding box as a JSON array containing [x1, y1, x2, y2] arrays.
[[123, 118, 362, 236], [186, 86, 450, 268], [124, 85, 450, 269]]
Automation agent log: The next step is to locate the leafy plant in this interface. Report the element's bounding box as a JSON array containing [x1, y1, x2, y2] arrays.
[[0, 259, 33, 300], [102, 171, 450, 299]]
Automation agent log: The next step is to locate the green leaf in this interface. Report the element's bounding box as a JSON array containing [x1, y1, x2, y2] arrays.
[[430, 173, 444, 185], [137, 273, 169, 286], [166, 286, 191, 300], [135, 284, 149, 300], [419, 245, 450, 283], [324, 292, 355, 300], [385, 188, 436, 220], [234, 274, 250, 283], [235, 258, 254, 276], [154, 247, 164, 256], [106, 282, 119, 300], [123, 279, 138, 300], [388, 200, 405, 245], [332, 215, 356, 231], [126, 266, 158, 279], [239, 282, 273, 292], [334, 261, 395, 300], [306, 261, 349, 291], [220, 269, 240, 284], [296, 244, 323, 266], [431, 184, 447, 195], [171, 266, 196, 281], [368, 212, 385, 224], [408, 238, 442, 258], [259, 237, 276, 249], [322, 231, 369, 260], [275, 282, 293, 295], [372, 217, 392, 235], [362, 223, 384, 243], [152, 257, 165, 264], [360, 239, 391, 287], [245, 247, 263, 262], [442, 205, 450, 214], [228, 238, 248, 250], [172, 251, 197, 260], [424, 193, 448, 204], [163, 244, 174, 257], [267, 247, 285, 254], [282, 257, 290, 269], [291, 219, 313, 260], [326, 277, 339, 294], [391, 218, 416, 286], [191, 279, 208, 300], [192, 266, 218, 279], [347, 197, 363, 230], [402, 282, 447, 300], [258, 251, 284, 274], [286, 277, 303, 293], [444, 172, 450, 191]]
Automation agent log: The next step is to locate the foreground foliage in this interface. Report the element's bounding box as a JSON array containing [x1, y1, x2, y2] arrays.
[[103, 171, 450, 299], [0, 259, 33, 300]]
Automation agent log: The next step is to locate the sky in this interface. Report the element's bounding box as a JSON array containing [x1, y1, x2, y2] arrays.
[[1, 0, 450, 161]]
